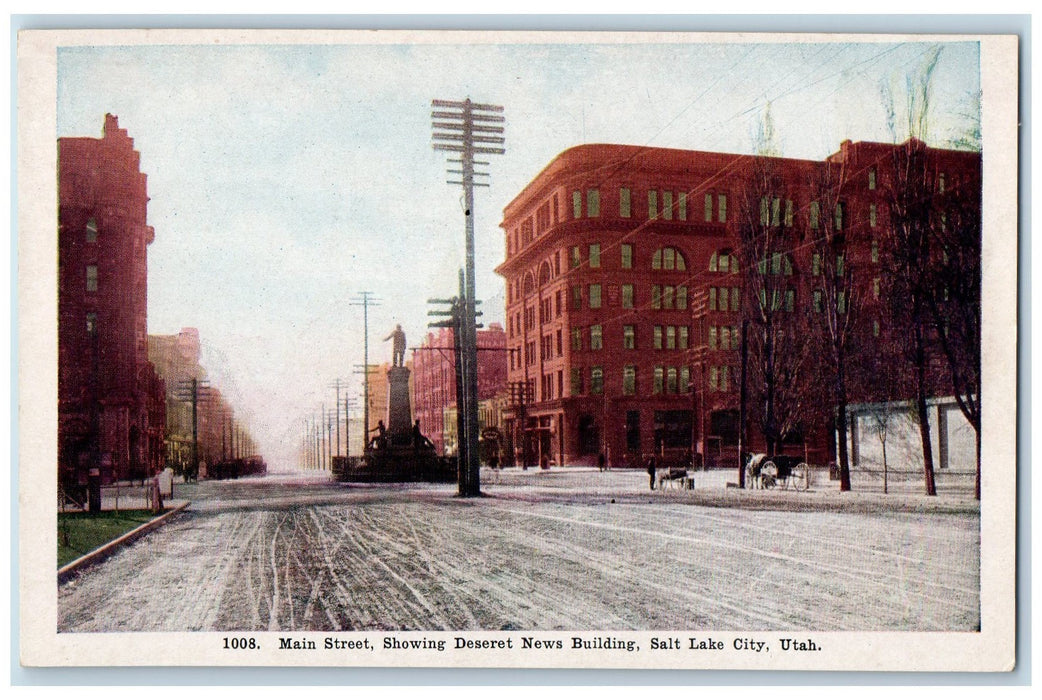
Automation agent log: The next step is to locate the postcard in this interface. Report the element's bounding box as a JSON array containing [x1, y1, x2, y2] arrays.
[[17, 28, 1018, 672]]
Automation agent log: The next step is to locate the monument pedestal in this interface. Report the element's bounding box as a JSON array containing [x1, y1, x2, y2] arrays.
[[335, 364, 453, 484], [386, 366, 412, 445]]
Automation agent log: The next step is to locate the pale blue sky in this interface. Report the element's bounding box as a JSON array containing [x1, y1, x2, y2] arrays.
[[57, 36, 980, 469]]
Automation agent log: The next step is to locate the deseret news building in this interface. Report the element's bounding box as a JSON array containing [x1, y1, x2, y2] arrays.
[[495, 141, 980, 470]]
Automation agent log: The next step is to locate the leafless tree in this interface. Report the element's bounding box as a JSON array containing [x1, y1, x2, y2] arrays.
[[736, 126, 814, 456], [875, 47, 948, 496], [925, 172, 982, 499], [806, 159, 863, 491]]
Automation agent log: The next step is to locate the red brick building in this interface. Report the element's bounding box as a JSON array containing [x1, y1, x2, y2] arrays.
[[411, 323, 507, 456], [496, 141, 980, 468], [59, 114, 166, 487]]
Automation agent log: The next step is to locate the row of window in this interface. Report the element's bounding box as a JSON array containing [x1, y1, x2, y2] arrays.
[[575, 188, 729, 224], [507, 160, 946, 259], [569, 243, 687, 272], [517, 239, 878, 306], [568, 324, 692, 352], [568, 365, 694, 397], [760, 198, 884, 232], [512, 274, 882, 345]]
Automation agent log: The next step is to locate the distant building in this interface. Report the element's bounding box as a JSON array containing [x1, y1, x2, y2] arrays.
[[410, 323, 508, 456], [496, 141, 980, 469], [58, 114, 165, 487], [150, 328, 251, 477]]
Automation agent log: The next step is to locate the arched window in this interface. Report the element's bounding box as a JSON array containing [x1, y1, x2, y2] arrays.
[[522, 272, 536, 297], [757, 253, 793, 276], [651, 246, 687, 271], [709, 250, 737, 273], [538, 261, 552, 287]]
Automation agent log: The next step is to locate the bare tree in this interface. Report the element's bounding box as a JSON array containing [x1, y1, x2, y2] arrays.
[[736, 137, 814, 456], [879, 139, 941, 496], [925, 171, 982, 499], [876, 47, 945, 496], [807, 159, 862, 491]]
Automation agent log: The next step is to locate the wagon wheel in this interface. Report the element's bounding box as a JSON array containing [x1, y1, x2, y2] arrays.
[[791, 462, 810, 492], [760, 461, 778, 489]]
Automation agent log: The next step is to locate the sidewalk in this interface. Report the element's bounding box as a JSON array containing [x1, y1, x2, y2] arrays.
[[60, 479, 190, 513], [478, 465, 980, 515]]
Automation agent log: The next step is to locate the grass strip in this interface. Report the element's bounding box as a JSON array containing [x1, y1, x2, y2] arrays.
[[57, 509, 166, 568]]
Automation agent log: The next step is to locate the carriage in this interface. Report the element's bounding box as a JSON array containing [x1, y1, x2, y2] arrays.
[[744, 453, 810, 491]]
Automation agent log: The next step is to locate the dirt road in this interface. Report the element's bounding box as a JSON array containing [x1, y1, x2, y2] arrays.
[[57, 470, 979, 632]]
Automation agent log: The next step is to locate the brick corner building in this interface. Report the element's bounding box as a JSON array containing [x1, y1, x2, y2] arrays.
[[58, 114, 165, 489], [496, 141, 981, 470]]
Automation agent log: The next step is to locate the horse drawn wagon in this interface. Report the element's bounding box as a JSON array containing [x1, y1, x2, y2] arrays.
[[744, 453, 810, 491]]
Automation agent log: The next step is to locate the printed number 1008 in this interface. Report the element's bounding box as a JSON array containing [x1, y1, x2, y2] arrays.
[[223, 637, 259, 650]]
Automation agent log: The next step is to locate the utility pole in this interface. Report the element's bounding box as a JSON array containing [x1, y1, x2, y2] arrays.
[[429, 273, 467, 492], [432, 97, 504, 497], [175, 377, 211, 480], [325, 408, 337, 470], [738, 318, 749, 488], [328, 378, 349, 458], [350, 292, 380, 441], [343, 395, 358, 458], [313, 413, 321, 471]]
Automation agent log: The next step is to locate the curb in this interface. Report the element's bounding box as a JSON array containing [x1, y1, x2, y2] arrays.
[[58, 502, 191, 584]]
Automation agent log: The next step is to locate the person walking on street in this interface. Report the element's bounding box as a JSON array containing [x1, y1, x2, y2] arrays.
[[647, 455, 657, 490]]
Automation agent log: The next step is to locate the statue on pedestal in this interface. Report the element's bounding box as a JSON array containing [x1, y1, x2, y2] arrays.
[[384, 324, 406, 367]]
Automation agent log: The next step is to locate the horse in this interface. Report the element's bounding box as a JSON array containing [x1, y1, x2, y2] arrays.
[[744, 452, 769, 489]]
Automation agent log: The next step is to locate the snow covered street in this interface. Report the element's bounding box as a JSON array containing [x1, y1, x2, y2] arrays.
[[57, 469, 979, 633]]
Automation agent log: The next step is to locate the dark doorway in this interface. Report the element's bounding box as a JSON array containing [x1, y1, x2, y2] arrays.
[[577, 413, 599, 456]]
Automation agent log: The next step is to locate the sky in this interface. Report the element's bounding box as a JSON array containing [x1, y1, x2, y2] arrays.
[[55, 34, 981, 471]]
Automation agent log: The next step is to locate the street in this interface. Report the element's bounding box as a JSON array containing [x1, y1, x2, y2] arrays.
[[57, 469, 980, 633]]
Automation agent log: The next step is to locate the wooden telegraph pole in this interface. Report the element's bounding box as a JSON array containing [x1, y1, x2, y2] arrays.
[[432, 98, 504, 497]]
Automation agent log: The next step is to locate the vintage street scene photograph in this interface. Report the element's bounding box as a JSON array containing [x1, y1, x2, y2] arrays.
[[18, 29, 1017, 671]]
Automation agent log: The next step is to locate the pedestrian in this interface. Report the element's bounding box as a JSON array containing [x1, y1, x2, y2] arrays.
[[369, 420, 387, 450], [598, 452, 606, 472], [647, 455, 657, 490]]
